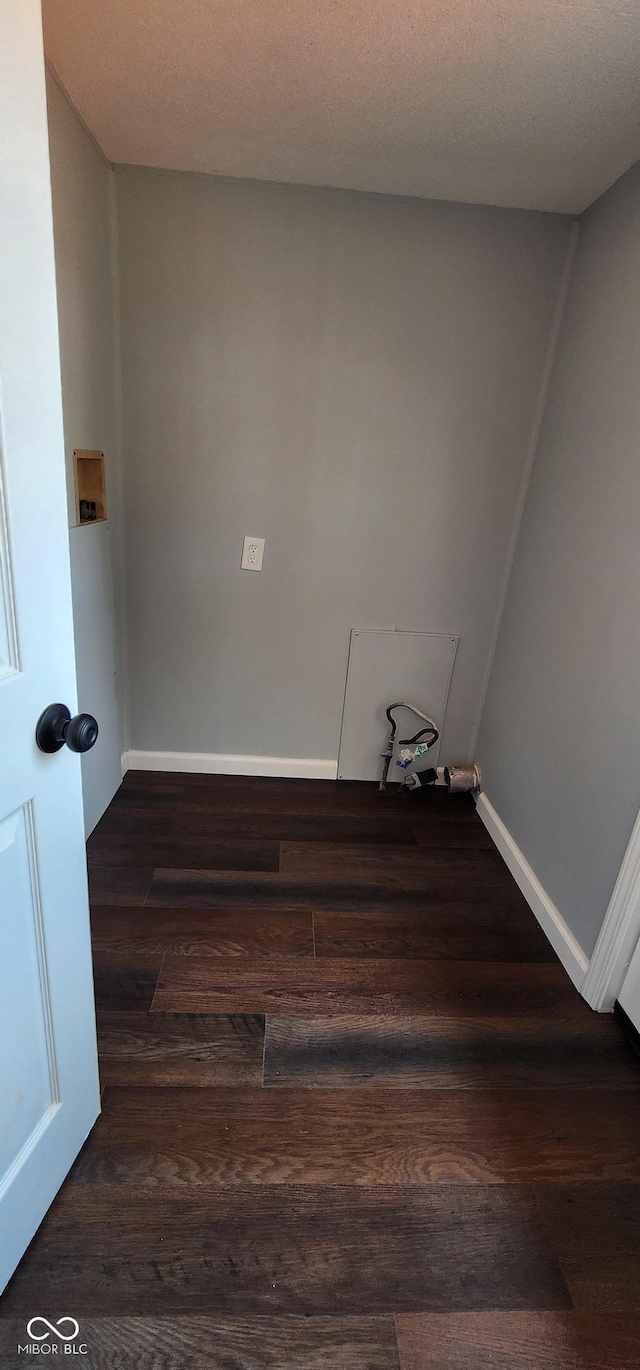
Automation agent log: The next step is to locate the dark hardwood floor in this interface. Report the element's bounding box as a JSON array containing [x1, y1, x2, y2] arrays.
[[1, 773, 640, 1369]]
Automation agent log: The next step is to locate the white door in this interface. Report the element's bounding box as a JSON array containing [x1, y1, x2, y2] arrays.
[[0, 0, 100, 1292]]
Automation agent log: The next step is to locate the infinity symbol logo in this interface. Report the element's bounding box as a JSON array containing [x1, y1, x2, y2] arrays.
[[26, 1317, 80, 1342]]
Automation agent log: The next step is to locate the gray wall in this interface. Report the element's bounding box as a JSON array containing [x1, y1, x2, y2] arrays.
[[47, 74, 126, 831], [117, 167, 573, 763], [477, 159, 640, 958]]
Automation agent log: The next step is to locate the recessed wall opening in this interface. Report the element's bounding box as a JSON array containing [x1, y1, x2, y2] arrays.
[[73, 450, 107, 525]]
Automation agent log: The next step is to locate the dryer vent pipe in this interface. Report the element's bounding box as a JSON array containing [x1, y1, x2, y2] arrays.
[[444, 763, 481, 794]]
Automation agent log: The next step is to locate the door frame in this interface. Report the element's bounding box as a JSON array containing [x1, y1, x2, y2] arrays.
[[582, 806, 640, 1011]]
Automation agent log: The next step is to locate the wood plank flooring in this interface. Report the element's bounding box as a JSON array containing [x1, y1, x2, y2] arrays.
[[1, 772, 639, 1370]]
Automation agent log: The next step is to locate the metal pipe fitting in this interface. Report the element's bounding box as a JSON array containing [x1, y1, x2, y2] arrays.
[[444, 763, 481, 793]]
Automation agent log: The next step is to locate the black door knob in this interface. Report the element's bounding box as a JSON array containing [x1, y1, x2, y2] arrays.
[[36, 703, 99, 754]]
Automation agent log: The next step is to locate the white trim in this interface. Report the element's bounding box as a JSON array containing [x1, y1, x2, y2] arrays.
[[108, 162, 131, 761], [581, 807, 640, 1012], [122, 749, 338, 780], [476, 792, 589, 992], [468, 220, 580, 760]]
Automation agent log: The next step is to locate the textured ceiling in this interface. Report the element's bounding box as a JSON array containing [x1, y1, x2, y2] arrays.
[[42, 0, 640, 213]]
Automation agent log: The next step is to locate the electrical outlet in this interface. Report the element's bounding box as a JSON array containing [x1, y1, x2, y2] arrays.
[[241, 535, 265, 571]]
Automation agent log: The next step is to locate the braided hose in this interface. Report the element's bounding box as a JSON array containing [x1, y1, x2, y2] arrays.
[[379, 702, 439, 791]]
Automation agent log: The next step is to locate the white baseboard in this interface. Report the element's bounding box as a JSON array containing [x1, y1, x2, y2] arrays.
[[122, 750, 338, 781], [476, 792, 589, 993], [581, 806, 640, 1011]]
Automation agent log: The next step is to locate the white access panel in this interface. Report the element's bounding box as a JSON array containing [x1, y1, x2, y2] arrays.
[[337, 630, 459, 781]]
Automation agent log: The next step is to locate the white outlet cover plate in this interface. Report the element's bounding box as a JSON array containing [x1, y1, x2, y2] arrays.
[[241, 535, 265, 571]]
